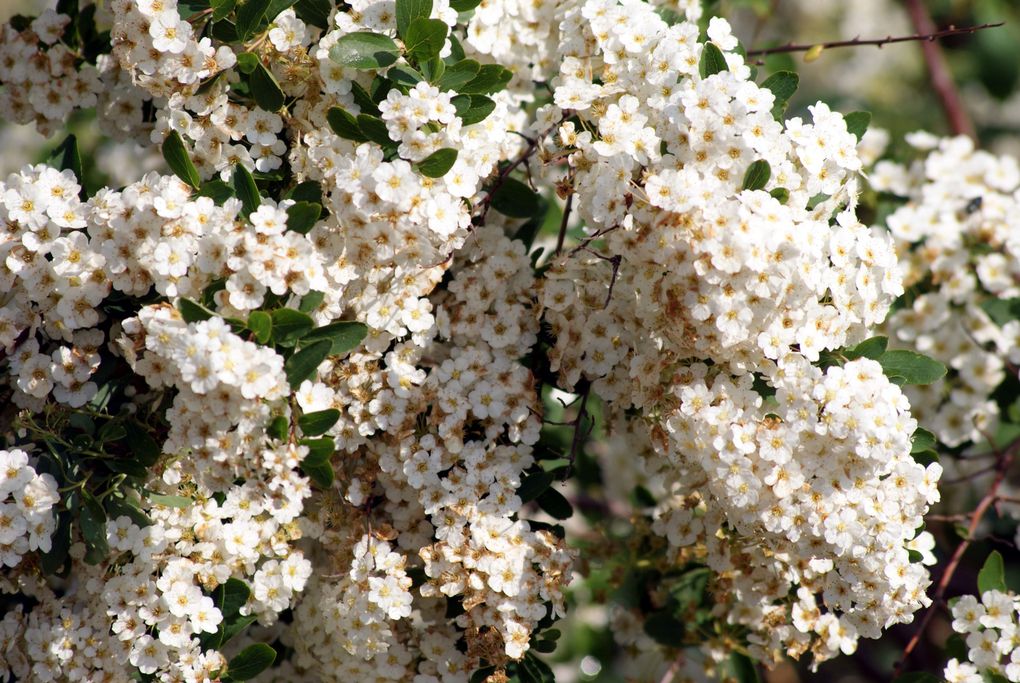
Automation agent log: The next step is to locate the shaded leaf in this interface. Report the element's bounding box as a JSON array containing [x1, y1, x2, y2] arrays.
[[162, 131, 201, 189], [396, 0, 432, 38], [741, 159, 771, 191], [978, 551, 1007, 594], [285, 339, 332, 388], [844, 111, 871, 141], [700, 42, 728, 78], [271, 308, 315, 345], [878, 350, 947, 385], [490, 177, 540, 218], [286, 201, 322, 233], [416, 148, 458, 177], [329, 31, 400, 69], [227, 643, 277, 680], [301, 321, 368, 355], [247, 310, 272, 344], [298, 409, 341, 436]]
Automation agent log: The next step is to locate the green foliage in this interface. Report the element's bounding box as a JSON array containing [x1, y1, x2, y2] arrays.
[[162, 131, 201, 189], [226, 643, 277, 680], [700, 42, 728, 78], [741, 160, 771, 191], [415, 148, 458, 177], [329, 32, 401, 69], [978, 551, 1007, 594]]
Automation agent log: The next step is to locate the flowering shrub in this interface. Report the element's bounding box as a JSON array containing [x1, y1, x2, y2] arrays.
[[1, 0, 1018, 681]]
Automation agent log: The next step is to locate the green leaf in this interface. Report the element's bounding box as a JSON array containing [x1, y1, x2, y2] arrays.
[[329, 31, 400, 69], [211, 0, 236, 21], [419, 57, 445, 83], [981, 298, 1020, 326], [643, 612, 686, 647], [396, 0, 432, 38], [271, 308, 315, 345], [910, 427, 936, 454], [200, 578, 254, 649], [518, 471, 554, 503], [250, 62, 285, 111], [227, 643, 277, 681], [450, 0, 482, 11], [700, 42, 728, 78], [198, 179, 235, 204], [294, 0, 331, 28], [301, 321, 368, 355], [356, 114, 394, 146], [52, 135, 84, 194], [300, 437, 335, 487], [741, 159, 771, 191], [162, 131, 201, 189], [490, 177, 541, 218], [878, 350, 947, 385], [761, 70, 798, 115], [178, 297, 216, 323], [436, 59, 480, 91], [327, 106, 367, 142], [124, 421, 161, 466], [286, 180, 323, 204], [459, 64, 513, 94], [236, 0, 270, 41], [731, 652, 761, 683], [451, 94, 496, 125], [285, 339, 332, 388], [404, 18, 448, 65], [844, 335, 888, 360], [267, 415, 289, 440], [769, 187, 789, 204], [236, 52, 260, 74], [299, 290, 325, 313], [80, 493, 109, 564], [286, 201, 322, 233], [40, 512, 71, 574], [415, 148, 458, 177], [536, 487, 572, 520], [247, 310, 272, 344], [844, 111, 871, 142], [298, 409, 341, 436], [146, 492, 193, 508], [978, 551, 1007, 594], [233, 164, 261, 218], [387, 64, 424, 87]]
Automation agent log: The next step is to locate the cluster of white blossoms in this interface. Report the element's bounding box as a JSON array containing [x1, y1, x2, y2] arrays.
[[870, 133, 1020, 448], [944, 589, 1020, 683], [532, 0, 938, 666], [0, 448, 59, 569]]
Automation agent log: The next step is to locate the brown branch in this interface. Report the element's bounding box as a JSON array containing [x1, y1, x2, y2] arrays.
[[903, 0, 978, 139], [747, 20, 1003, 59], [892, 435, 1020, 678]]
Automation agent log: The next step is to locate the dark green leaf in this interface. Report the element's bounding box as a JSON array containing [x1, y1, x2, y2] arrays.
[[285, 339, 332, 388], [52, 135, 84, 195], [247, 311, 272, 344], [643, 612, 686, 647], [286, 180, 323, 204], [351, 81, 381, 115], [286, 201, 322, 233], [300, 437, 335, 465], [105, 495, 152, 529], [531, 639, 556, 653], [233, 164, 261, 218], [227, 643, 277, 680], [450, 0, 482, 11], [267, 415, 289, 440], [762, 70, 798, 106], [162, 131, 201, 189], [741, 159, 771, 191], [200, 578, 254, 649], [844, 335, 888, 361], [769, 187, 789, 204], [79, 492, 109, 564], [844, 111, 871, 142], [301, 321, 368, 355], [387, 64, 424, 87], [731, 652, 761, 683], [356, 114, 394, 146], [518, 470, 554, 503], [250, 62, 285, 111], [211, 0, 236, 21], [459, 64, 513, 94], [124, 421, 161, 466], [978, 551, 1007, 594], [178, 297, 216, 323], [271, 308, 315, 345], [404, 18, 447, 65], [437, 59, 480, 91], [878, 350, 947, 385], [298, 409, 341, 436], [327, 106, 368, 142], [236, 0, 270, 41], [981, 298, 1020, 326], [294, 0, 331, 28], [451, 94, 496, 125], [40, 512, 71, 574], [329, 31, 400, 69], [700, 42, 728, 78], [419, 57, 445, 82], [211, 19, 239, 41], [396, 0, 432, 38], [490, 177, 541, 218], [198, 179, 236, 204], [299, 290, 325, 313], [536, 487, 572, 520], [416, 148, 458, 177], [910, 427, 936, 454], [912, 448, 938, 467]]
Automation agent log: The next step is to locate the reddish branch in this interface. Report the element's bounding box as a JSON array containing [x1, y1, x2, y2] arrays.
[[746, 20, 1003, 59], [893, 435, 1020, 677], [903, 0, 978, 140]]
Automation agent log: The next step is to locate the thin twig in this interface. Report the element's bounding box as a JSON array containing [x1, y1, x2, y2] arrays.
[[555, 192, 573, 255], [747, 21, 1003, 58], [893, 435, 1020, 677], [903, 0, 979, 139]]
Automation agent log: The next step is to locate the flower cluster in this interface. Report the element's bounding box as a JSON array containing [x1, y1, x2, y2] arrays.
[[0, 448, 59, 569], [944, 589, 1020, 682]]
